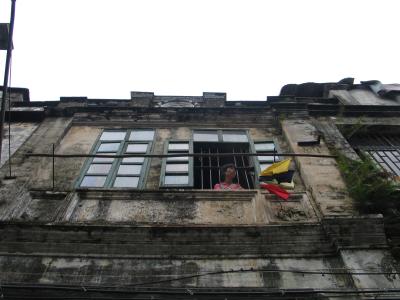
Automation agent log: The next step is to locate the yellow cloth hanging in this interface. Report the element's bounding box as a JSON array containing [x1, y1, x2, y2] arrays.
[[259, 158, 291, 176]]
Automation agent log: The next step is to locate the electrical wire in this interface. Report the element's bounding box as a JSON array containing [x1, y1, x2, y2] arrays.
[[2, 283, 400, 296], [0, 294, 397, 300], [1, 267, 400, 289], [117, 267, 400, 287], [0, 296, 373, 300], [24, 152, 338, 159], [0, 266, 395, 280]]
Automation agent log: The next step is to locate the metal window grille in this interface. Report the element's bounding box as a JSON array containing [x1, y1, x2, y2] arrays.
[[193, 142, 255, 189], [349, 133, 400, 177]]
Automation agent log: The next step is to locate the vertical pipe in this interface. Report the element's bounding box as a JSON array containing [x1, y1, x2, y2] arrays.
[[0, 0, 17, 164], [52, 144, 55, 190]]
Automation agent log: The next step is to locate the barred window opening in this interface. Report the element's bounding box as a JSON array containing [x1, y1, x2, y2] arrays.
[[193, 142, 255, 190], [348, 132, 400, 177]]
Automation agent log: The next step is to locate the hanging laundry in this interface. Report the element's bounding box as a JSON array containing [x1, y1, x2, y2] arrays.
[[260, 183, 290, 200], [259, 158, 291, 177], [279, 181, 295, 190], [259, 169, 295, 183]]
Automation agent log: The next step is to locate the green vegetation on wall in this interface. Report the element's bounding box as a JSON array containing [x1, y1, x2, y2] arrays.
[[336, 152, 399, 215]]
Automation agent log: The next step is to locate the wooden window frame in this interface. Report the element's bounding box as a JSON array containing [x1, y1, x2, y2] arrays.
[[159, 139, 194, 188], [250, 138, 281, 186], [76, 128, 155, 189], [160, 129, 277, 189], [192, 129, 250, 143]]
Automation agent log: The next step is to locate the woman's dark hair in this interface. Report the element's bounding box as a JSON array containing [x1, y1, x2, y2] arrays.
[[220, 163, 236, 181]]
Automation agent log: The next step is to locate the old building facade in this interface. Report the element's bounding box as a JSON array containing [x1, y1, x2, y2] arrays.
[[0, 79, 400, 298]]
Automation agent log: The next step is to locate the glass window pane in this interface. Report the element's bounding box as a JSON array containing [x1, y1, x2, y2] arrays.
[[257, 155, 278, 162], [113, 176, 139, 188], [93, 153, 115, 163], [371, 152, 384, 163], [193, 131, 218, 142], [117, 165, 142, 175], [87, 164, 112, 174], [129, 130, 155, 141], [168, 143, 189, 151], [166, 163, 189, 173], [122, 157, 145, 164], [164, 175, 189, 185], [222, 132, 248, 142], [98, 143, 120, 153], [260, 164, 272, 172], [80, 176, 107, 187], [126, 144, 148, 153], [100, 131, 126, 141], [167, 155, 189, 162], [255, 143, 275, 151], [258, 155, 279, 162]]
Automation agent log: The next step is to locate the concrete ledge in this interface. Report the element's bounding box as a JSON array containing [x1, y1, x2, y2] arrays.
[[0, 217, 389, 258], [322, 215, 388, 249], [76, 189, 257, 201], [67, 190, 261, 225], [0, 222, 333, 257]]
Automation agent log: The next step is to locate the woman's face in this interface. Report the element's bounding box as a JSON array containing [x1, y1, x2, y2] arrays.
[[225, 167, 236, 181]]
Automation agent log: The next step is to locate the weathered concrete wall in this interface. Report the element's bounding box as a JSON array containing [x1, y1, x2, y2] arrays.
[[2, 94, 400, 298], [30, 125, 293, 187], [54, 126, 101, 190], [341, 250, 400, 289], [334, 116, 400, 127], [282, 119, 354, 216], [0, 255, 354, 289], [0, 118, 72, 220], [0, 121, 312, 225], [0, 109, 398, 296], [0, 214, 393, 295], [330, 89, 400, 106], [0, 222, 335, 256], [1, 216, 387, 257], [0, 122, 38, 167], [19, 124, 301, 192], [71, 107, 276, 128], [0, 118, 311, 225], [8, 189, 318, 225], [313, 118, 359, 161], [64, 191, 317, 225], [71, 192, 258, 225]]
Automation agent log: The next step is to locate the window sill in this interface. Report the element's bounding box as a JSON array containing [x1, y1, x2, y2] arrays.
[[75, 188, 258, 201]]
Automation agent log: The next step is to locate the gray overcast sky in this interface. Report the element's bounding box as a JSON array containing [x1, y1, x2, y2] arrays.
[[0, 0, 399, 101]]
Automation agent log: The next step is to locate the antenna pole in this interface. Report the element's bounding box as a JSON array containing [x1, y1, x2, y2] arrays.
[[0, 0, 17, 166]]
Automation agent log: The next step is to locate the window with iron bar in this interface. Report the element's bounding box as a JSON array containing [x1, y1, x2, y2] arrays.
[[348, 132, 400, 178], [77, 129, 155, 188], [160, 129, 280, 189]]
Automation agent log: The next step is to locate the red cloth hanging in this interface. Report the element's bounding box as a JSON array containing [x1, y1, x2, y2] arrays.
[[260, 183, 290, 200]]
